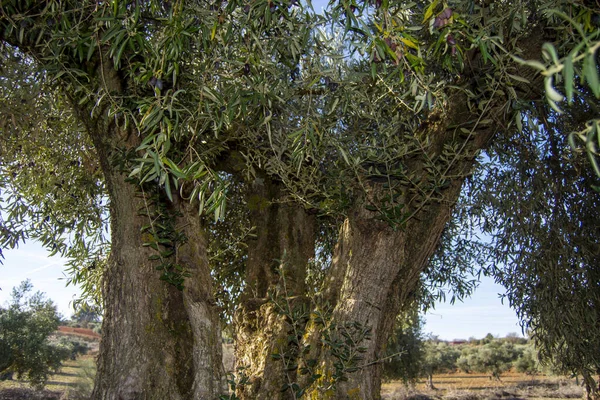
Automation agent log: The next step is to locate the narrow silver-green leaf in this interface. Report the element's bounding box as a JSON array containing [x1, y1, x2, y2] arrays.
[[583, 51, 600, 98], [563, 55, 574, 104]]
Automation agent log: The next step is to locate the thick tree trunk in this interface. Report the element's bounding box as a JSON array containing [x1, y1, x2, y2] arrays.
[[317, 204, 408, 400], [92, 173, 194, 400], [87, 117, 222, 399], [234, 177, 316, 399], [0, 6, 224, 398], [306, 111, 492, 399], [179, 198, 225, 398], [304, 191, 461, 398], [91, 171, 223, 399]]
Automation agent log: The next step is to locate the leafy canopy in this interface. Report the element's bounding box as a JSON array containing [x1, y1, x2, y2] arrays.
[[1, 0, 600, 393]]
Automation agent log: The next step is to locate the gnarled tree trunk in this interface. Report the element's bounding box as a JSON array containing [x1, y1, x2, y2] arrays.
[[234, 176, 316, 399], [303, 100, 496, 399], [314, 182, 464, 399], [85, 105, 222, 399]]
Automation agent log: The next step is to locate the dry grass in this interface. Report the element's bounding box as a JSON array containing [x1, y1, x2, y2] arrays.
[[0, 356, 96, 400], [382, 372, 583, 400], [1, 357, 584, 400]]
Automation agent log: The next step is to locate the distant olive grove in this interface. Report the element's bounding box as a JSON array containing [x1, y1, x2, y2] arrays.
[[0, 280, 96, 388], [384, 322, 549, 388]]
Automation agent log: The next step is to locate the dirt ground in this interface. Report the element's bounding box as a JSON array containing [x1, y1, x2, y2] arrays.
[[382, 372, 583, 400], [0, 388, 62, 400], [1, 363, 583, 400], [0, 357, 95, 400]]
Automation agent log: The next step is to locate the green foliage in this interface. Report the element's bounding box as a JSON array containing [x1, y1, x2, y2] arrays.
[[383, 308, 425, 384], [71, 302, 102, 328], [220, 368, 250, 400], [457, 340, 520, 380], [138, 187, 191, 289], [383, 333, 541, 387], [1, 0, 599, 396], [464, 102, 600, 392], [422, 340, 460, 382], [52, 336, 90, 361], [435, 2, 600, 391], [207, 176, 252, 328], [514, 344, 540, 375], [512, 3, 600, 178], [0, 280, 71, 389], [0, 45, 107, 304]]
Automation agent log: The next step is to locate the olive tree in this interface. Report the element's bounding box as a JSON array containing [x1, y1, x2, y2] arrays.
[[0, 0, 599, 399], [0, 280, 70, 388], [514, 344, 540, 376], [422, 341, 460, 389], [382, 307, 425, 385], [457, 341, 519, 381]]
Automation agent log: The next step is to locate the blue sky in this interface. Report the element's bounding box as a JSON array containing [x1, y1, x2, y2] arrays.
[[0, 241, 77, 319], [423, 278, 524, 340], [1, 240, 524, 339]]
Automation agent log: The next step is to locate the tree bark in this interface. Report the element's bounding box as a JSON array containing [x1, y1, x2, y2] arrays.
[[234, 176, 316, 399], [91, 170, 196, 400], [304, 100, 495, 399], [427, 374, 435, 390], [82, 94, 223, 399], [178, 198, 225, 398]]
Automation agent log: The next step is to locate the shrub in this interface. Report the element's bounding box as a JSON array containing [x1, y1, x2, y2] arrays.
[[422, 341, 460, 388], [514, 345, 540, 375], [457, 340, 520, 380], [53, 336, 89, 360], [0, 280, 71, 388]]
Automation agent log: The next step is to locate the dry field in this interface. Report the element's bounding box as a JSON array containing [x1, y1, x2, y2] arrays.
[[382, 372, 583, 400], [0, 356, 95, 400], [1, 359, 584, 400]]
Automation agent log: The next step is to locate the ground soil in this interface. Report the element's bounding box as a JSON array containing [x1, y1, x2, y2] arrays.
[[0, 388, 62, 400], [1, 355, 583, 400], [56, 326, 101, 341], [382, 372, 583, 400]]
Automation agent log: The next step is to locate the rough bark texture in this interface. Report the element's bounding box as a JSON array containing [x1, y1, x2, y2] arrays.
[[89, 138, 223, 400], [234, 177, 316, 399], [80, 65, 223, 400], [303, 94, 499, 399], [91, 167, 195, 400], [178, 199, 225, 398], [323, 204, 409, 400], [327, 193, 459, 398]]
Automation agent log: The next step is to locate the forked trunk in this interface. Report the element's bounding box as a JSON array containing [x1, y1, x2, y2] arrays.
[[234, 177, 316, 399], [308, 158, 478, 399], [234, 157, 476, 400]]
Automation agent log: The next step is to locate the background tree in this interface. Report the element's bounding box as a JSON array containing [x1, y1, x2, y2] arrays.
[[0, 280, 70, 388], [383, 306, 425, 385], [71, 303, 103, 329], [514, 344, 540, 376], [456, 340, 519, 381], [421, 340, 460, 389]]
